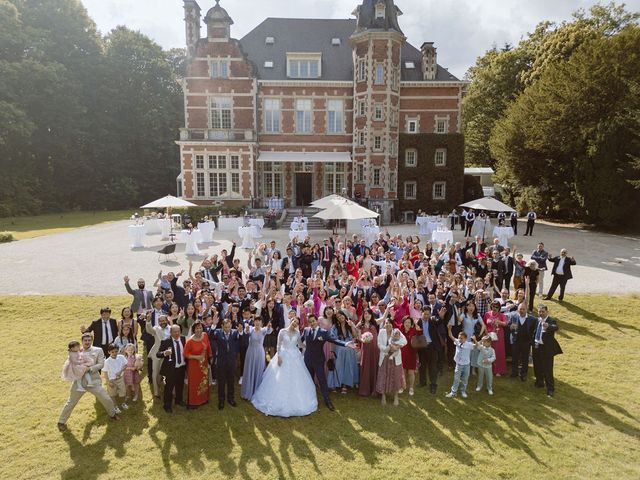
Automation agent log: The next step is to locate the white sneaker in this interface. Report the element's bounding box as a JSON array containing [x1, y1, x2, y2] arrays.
[[408, 388, 414, 396], [445, 392, 455, 398], [114, 407, 122, 415], [212, 380, 217, 386], [238, 377, 243, 385], [398, 389, 404, 394], [120, 403, 129, 410], [132, 395, 138, 402], [475, 386, 482, 392], [488, 389, 494, 395], [461, 392, 468, 398]]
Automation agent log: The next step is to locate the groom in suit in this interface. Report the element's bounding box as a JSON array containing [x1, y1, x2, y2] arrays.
[[532, 304, 563, 397], [301, 314, 353, 411], [209, 319, 243, 409], [156, 325, 187, 413]]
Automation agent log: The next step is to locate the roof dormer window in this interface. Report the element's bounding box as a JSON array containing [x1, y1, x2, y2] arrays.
[[405, 61, 415, 69], [375, 2, 386, 20], [264, 61, 274, 68], [331, 38, 341, 46], [286, 53, 322, 79], [265, 36, 275, 45]]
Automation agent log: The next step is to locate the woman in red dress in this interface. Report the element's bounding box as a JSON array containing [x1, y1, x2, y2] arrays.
[[356, 308, 380, 396], [400, 316, 419, 396], [184, 321, 212, 408], [483, 300, 508, 376]]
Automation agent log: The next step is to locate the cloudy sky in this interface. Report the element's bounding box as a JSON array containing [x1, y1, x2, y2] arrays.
[[82, 0, 640, 78]]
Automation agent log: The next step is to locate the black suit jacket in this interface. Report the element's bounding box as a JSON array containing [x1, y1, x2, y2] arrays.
[[210, 329, 241, 367], [548, 256, 576, 280], [537, 317, 563, 356], [156, 336, 186, 377], [503, 256, 515, 277], [301, 327, 347, 364], [84, 318, 119, 347]]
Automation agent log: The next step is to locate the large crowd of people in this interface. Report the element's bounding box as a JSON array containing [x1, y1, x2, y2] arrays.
[[57, 226, 571, 430]]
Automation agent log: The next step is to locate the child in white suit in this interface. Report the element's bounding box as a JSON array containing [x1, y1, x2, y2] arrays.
[[476, 335, 496, 395]]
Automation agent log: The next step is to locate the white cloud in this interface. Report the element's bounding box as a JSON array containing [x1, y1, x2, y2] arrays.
[[81, 0, 640, 78]]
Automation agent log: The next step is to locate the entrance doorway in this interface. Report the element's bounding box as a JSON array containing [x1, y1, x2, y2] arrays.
[[295, 173, 312, 206]]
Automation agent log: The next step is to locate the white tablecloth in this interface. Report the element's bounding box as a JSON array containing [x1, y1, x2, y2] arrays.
[[431, 229, 454, 245], [248, 218, 264, 238], [198, 221, 216, 242], [128, 225, 146, 249], [267, 197, 285, 210], [361, 218, 377, 228], [289, 230, 308, 242], [472, 218, 493, 238], [493, 226, 514, 247], [180, 229, 202, 255], [238, 226, 257, 249], [160, 219, 172, 240], [416, 216, 444, 236], [218, 217, 244, 231], [144, 218, 163, 235], [362, 225, 380, 246]]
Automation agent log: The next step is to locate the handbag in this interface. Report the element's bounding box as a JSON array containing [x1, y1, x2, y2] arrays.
[[327, 352, 336, 371], [411, 334, 428, 350]]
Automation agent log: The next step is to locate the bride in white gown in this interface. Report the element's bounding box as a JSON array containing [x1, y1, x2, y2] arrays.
[[251, 318, 318, 417]]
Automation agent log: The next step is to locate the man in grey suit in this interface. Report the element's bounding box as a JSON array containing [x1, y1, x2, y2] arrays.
[[58, 333, 119, 432], [124, 275, 154, 313]]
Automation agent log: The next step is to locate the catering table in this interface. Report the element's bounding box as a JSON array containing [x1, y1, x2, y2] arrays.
[[180, 229, 203, 255], [248, 218, 264, 238], [431, 229, 454, 245], [218, 216, 244, 231], [416, 216, 431, 235], [144, 218, 163, 235], [160, 219, 172, 240], [361, 218, 377, 228], [238, 226, 257, 249], [472, 217, 493, 239], [289, 230, 309, 242], [493, 226, 515, 247], [128, 225, 146, 249], [266, 197, 285, 210], [198, 221, 216, 242], [362, 225, 380, 246]]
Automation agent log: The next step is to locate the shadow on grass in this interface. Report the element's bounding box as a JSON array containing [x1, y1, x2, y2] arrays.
[[561, 300, 639, 334]]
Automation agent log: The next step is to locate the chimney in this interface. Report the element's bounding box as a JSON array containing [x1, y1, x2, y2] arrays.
[[184, 0, 201, 57], [421, 42, 437, 80]]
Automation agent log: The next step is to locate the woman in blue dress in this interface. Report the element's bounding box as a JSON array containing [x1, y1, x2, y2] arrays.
[[241, 317, 273, 400], [328, 310, 360, 394], [311, 243, 321, 275]]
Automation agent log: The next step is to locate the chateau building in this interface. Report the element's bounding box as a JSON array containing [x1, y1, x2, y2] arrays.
[[177, 0, 466, 222]]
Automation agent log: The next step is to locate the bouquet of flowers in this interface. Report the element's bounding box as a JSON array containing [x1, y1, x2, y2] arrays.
[[360, 331, 374, 344]]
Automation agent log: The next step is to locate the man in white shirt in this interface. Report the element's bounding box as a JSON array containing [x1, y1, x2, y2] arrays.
[[544, 249, 577, 302], [524, 211, 537, 236]]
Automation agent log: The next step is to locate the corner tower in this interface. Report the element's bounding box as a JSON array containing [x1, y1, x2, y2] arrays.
[[350, 0, 405, 223]]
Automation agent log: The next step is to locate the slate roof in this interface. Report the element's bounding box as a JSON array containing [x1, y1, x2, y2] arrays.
[[238, 18, 460, 82]]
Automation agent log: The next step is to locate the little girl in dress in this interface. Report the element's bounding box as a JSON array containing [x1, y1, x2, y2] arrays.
[[61, 341, 95, 392], [123, 344, 142, 402]]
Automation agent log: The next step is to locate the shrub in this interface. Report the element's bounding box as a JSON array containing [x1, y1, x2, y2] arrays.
[[0, 232, 15, 243]]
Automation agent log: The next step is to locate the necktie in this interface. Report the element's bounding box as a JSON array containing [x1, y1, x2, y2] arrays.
[[535, 320, 543, 343], [102, 321, 108, 345], [174, 339, 182, 365], [142, 290, 148, 310], [225, 333, 229, 352], [325, 246, 329, 259], [313, 328, 318, 341]]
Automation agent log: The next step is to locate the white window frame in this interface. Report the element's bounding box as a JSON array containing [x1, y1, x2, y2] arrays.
[[358, 59, 366, 82], [358, 100, 366, 117], [404, 181, 417, 200], [389, 171, 396, 192], [433, 181, 446, 200], [405, 149, 417, 167], [358, 131, 365, 146], [295, 98, 313, 133], [372, 168, 381, 186], [264, 98, 281, 133], [287, 53, 322, 79], [230, 155, 240, 169], [435, 148, 447, 166], [196, 172, 205, 197], [326, 99, 344, 134], [389, 141, 397, 157], [210, 59, 229, 79], [195, 154, 204, 170], [324, 162, 346, 195], [230, 172, 240, 195], [208, 171, 228, 197], [436, 117, 449, 134], [356, 164, 364, 182], [407, 118, 418, 133], [375, 3, 386, 19], [210, 97, 232, 130], [374, 103, 383, 121], [262, 162, 283, 198], [373, 135, 382, 151], [375, 63, 384, 85]]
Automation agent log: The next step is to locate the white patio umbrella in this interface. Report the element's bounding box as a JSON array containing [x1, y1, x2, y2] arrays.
[[313, 199, 379, 220], [141, 195, 198, 209], [459, 196, 516, 213], [310, 194, 345, 209]]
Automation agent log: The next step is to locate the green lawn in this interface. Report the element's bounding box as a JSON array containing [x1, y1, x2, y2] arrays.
[[0, 294, 638, 480], [0, 210, 138, 240]]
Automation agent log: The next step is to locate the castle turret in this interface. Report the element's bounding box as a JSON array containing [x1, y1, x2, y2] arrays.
[[183, 0, 201, 57], [204, 0, 233, 41]]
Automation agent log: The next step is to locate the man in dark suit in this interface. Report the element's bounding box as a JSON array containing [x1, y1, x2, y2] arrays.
[[417, 307, 445, 393], [510, 211, 519, 235], [281, 246, 299, 280], [464, 235, 486, 258], [507, 302, 537, 380], [320, 238, 334, 280], [124, 276, 154, 313], [532, 304, 563, 397], [81, 307, 119, 356], [156, 325, 186, 412], [544, 249, 577, 302], [502, 248, 515, 293], [464, 210, 476, 237], [300, 314, 352, 411], [524, 211, 536, 236], [209, 319, 243, 409]]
